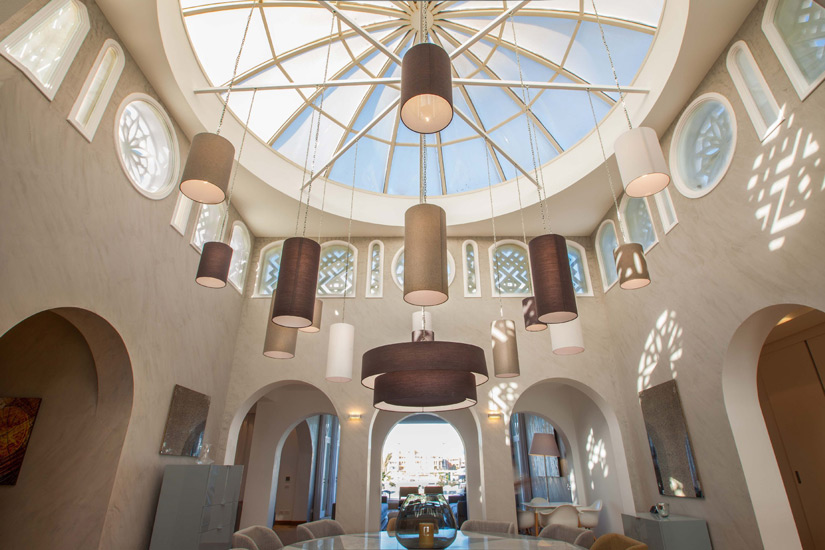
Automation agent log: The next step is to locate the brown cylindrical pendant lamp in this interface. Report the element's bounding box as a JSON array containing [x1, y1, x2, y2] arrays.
[[400, 43, 453, 134], [374, 369, 477, 412], [528, 234, 578, 324], [299, 299, 324, 334], [614, 242, 651, 290], [272, 237, 321, 328], [196, 241, 233, 288], [522, 296, 548, 332], [614, 127, 671, 198], [180, 133, 235, 204], [263, 295, 297, 359], [404, 204, 448, 306], [361, 341, 487, 388], [491, 319, 520, 378]]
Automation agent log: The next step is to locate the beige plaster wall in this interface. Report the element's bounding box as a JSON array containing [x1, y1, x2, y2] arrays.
[[0, 1, 247, 548]]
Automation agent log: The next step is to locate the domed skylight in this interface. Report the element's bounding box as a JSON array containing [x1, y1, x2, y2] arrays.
[[181, 0, 662, 197]]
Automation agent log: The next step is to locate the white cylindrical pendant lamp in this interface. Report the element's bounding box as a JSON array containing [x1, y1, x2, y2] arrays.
[[326, 322, 355, 383], [299, 299, 324, 334], [404, 204, 449, 306], [550, 317, 585, 355], [614, 127, 671, 198], [412, 310, 433, 333], [491, 319, 520, 378]]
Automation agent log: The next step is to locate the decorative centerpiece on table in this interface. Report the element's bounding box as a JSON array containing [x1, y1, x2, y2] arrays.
[[395, 494, 458, 549]]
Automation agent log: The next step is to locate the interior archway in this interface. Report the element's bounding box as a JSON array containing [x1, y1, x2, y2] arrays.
[[0, 308, 133, 550]]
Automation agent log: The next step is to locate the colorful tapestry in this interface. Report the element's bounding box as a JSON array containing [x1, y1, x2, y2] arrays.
[[0, 397, 42, 485]]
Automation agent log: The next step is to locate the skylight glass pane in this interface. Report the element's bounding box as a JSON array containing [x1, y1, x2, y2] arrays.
[[501, 16, 578, 66], [387, 145, 441, 197], [564, 22, 652, 86], [272, 107, 345, 170], [530, 88, 611, 149], [328, 134, 389, 193], [464, 83, 522, 131], [355, 86, 399, 139], [261, 7, 338, 56], [490, 116, 558, 180], [443, 139, 499, 194], [583, 0, 664, 28], [228, 88, 305, 142]]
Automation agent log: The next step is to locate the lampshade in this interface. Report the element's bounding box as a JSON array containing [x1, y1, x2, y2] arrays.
[[404, 204, 448, 306], [614, 127, 671, 198], [491, 319, 520, 378], [361, 341, 488, 388], [529, 433, 561, 457], [528, 234, 578, 324], [196, 241, 232, 288], [550, 317, 585, 355], [272, 237, 321, 328], [522, 296, 548, 332], [373, 369, 477, 412], [326, 322, 354, 382], [412, 310, 433, 333], [299, 299, 324, 334], [180, 133, 235, 204], [400, 43, 453, 134], [412, 330, 435, 342], [614, 242, 651, 290]]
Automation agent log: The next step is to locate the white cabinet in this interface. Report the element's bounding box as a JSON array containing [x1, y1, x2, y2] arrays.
[[621, 513, 712, 550]]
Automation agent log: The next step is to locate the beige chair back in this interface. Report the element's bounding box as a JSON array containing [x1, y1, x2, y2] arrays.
[[460, 519, 517, 535], [232, 526, 284, 550], [295, 519, 346, 541], [541, 504, 579, 528]]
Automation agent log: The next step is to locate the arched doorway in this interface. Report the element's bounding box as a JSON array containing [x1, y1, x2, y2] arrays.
[[0, 308, 133, 550], [379, 414, 467, 530]]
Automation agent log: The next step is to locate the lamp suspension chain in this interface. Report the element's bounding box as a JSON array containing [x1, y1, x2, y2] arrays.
[[216, 3, 255, 135], [587, 90, 629, 242], [341, 141, 358, 324], [510, 15, 550, 234], [219, 88, 258, 237], [294, 99, 319, 237], [300, 12, 336, 239], [419, 133, 427, 204], [590, 0, 633, 130], [514, 171, 528, 245], [485, 143, 505, 319]]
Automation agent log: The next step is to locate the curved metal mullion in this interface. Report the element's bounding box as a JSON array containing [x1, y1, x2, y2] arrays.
[[184, 1, 408, 19], [429, 29, 506, 182], [436, 131, 447, 194], [324, 30, 413, 180], [433, 7, 656, 34], [382, 108, 402, 194], [267, 26, 408, 145]]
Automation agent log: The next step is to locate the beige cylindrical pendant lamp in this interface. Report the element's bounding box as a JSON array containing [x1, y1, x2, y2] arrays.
[[404, 204, 448, 306], [550, 317, 585, 355], [263, 295, 297, 359], [180, 133, 235, 204], [614, 242, 651, 290], [326, 322, 354, 382], [522, 296, 548, 332], [196, 241, 233, 288], [614, 127, 671, 198], [400, 43, 453, 134], [491, 319, 520, 378], [528, 234, 578, 324], [272, 237, 321, 328], [299, 299, 324, 334]]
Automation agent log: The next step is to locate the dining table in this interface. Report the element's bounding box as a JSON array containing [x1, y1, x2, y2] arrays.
[[284, 531, 581, 550]]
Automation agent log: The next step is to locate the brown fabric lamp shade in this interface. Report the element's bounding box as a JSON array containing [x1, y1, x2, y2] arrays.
[[528, 234, 578, 324], [491, 319, 520, 378], [272, 237, 321, 328], [614, 242, 651, 290], [263, 294, 297, 359], [196, 241, 233, 288], [374, 369, 477, 412], [404, 204, 449, 306], [361, 341, 488, 388], [522, 296, 548, 332], [299, 299, 324, 334], [180, 133, 235, 204], [400, 43, 453, 134]]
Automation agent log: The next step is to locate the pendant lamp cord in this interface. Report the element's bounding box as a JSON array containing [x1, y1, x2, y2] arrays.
[[510, 15, 550, 235], [298, 12, 336, 239], [341, 141, 358, 324], [514, 170, 528, 245], [219, 88, 257, 238], [217, 3, 256, 135], [485, 142, 505, 320], [587, 90, 629, 243], [591, 0, 633, 130], [295, 103, 318, 236]]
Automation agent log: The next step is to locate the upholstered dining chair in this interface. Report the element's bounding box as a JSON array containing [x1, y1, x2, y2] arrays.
[[516, 509, 536, 534], [538, 524, 596, 549], [231, 525, 284, 550], [295, 519, 346, 541], [591, 533, 648, 550], [579, 500, 603, 529], [460, 519, 517, 535], [539, 504, 579, 528]]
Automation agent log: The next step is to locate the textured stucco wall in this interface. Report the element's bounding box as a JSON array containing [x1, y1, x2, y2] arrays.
[[0, 1, 247, 549]]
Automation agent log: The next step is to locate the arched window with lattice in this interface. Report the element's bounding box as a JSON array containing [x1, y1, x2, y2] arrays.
[[392, 246, 456, 290], [596, 220, 620, 291], [620, 196, 658, 252], [317, 241, 357, 297], [566, 241, 593, 297], [463, 240, 481, 298], [763, 0, 825, 99], [254, 240, 284, 298], [366, 240, 383, 298], [228, 222, 251, 294], [488, 241, 532, 298]]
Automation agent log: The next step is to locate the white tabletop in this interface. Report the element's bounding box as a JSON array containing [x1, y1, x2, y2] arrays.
[[523, 502, 580, 510], [285, 532, 580, 550]]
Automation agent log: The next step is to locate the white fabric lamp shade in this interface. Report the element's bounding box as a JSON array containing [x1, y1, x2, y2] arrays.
[[529, 433, 560, 457], [326, 322, 355, 383], [491, 319, 520, 378], [550, 317, 585, 355], [412, 310, 433, 333], [614, 127, 671, 198]]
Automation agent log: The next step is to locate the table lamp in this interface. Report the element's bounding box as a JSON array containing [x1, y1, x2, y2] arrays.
[[529, 433, 560, 499]]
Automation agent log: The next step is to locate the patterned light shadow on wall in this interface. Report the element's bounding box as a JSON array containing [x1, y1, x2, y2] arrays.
[[585, 428, 608, 488], [488, 382, 521, 444], [748, 113, 823, 251], [637, 310, 684, 393]]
